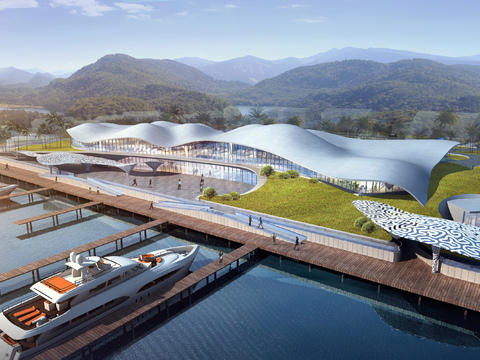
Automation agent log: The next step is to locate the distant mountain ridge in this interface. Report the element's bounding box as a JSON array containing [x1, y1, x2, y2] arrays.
[[231, 58, 480, 112], [0, 67, 55, 87], [175, 47, 480, 84]]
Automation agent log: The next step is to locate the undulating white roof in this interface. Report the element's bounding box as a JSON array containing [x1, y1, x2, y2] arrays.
[[68, 122, 458, 205]]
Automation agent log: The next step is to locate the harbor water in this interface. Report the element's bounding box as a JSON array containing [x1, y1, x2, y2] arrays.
[[1, 183, 480, 359]]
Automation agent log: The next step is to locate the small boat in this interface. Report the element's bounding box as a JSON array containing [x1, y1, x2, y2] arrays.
[[0, 185, 18, 197], [0, 245, 199, 360]]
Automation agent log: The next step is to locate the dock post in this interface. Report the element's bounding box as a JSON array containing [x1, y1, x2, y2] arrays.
[[52, 216, 55, 227], [418, 296, 422, 305], [121, 238, 124, 249], [188, 287, 192, 305], [309, 265, 311, 273], [214, 272, 217, 288], [36, 269, 40, 281], [131, 320, 136, 340], [166, 300, 169, 319], [464, 309, 468, 319], [115, 240, 118, 251], [236, 259, 239, 273], [377, 284, 381, 293], [139, 232, 142, 242], [341, 274, 344, 282], [31, 270, 35, 283]]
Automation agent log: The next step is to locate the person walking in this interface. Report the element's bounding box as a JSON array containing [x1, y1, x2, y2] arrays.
[[178, 179, 182, 190], [249, 215, 252, 226], [272, 232, 277, 245], [4, 163, 8, 170], [149, 201, 154, 210], [294, 236, 300, 250], [258, 216, 264, 229], [148, 179, 152, 188], [132, 178, 137, 186], [200, 184, 203, 193], [218, 250, 224, 264]]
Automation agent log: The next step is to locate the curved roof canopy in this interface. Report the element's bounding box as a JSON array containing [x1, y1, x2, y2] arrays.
[[353, 200, 480, 260], [68, 122, 458, 205]]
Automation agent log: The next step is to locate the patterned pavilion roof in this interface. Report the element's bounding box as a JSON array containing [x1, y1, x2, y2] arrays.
[[353, 200, 480, 260]]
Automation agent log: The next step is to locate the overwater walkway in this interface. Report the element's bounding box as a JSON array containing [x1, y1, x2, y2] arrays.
[[1, 163, 480, 313]]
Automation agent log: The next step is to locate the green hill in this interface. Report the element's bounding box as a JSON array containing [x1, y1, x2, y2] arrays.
[[0, 54, 250, 117], [232, 59, 480, 112]]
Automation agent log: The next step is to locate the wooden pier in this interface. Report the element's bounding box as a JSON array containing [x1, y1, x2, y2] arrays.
[[2, 161, 480, 359], [0, 187, 52, 207], [13, 201, 102, 233], [0, 219, 165, 284], [32, 243, 258, 360]]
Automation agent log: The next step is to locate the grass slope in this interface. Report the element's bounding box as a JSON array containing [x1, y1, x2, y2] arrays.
[[205, 162, 480, 240]]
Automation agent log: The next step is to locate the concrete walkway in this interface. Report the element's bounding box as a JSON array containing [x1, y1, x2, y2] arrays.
[[450, 153, 480, 169]]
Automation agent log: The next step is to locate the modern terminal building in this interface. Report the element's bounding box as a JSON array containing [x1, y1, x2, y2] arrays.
[[67, 121, 458, 205]]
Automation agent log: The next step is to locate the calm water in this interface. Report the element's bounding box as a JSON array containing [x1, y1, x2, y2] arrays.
[[1, 186, 480, 359]]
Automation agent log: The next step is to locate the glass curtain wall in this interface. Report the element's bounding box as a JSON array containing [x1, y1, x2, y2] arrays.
[[71, 138, 402, 194]]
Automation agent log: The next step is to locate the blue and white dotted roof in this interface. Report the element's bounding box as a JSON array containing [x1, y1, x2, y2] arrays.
[[353, 200, 480, 260]]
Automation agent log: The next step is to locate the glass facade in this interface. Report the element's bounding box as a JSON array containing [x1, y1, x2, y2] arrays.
[[71, 138, 403, 195], [464, 212, 480, 227]]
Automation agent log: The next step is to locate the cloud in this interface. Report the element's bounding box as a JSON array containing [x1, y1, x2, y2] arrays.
[[115, 2, 153, 14], [277, 4, 307, 9], [204, 4, 238, 12], [296, 17, 327, 23], [225, 4, 238, 9], [0, 0, 38, 10], [49, 0, 113, 17], [176, 11, 187, 16]]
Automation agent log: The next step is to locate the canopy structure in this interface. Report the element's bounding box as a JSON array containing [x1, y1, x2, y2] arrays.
[[68, 122, 458, 205], [352, 200, 480, 262]]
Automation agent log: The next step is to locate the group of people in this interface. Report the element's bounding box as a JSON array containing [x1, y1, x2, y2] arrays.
[[248, 215, 302, 250]]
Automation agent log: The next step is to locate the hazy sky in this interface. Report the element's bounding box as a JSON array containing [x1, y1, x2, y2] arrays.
[[1, 0, 479, 72]]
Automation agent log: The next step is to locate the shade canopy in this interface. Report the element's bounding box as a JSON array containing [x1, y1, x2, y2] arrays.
[[353, 200, 480, 260]]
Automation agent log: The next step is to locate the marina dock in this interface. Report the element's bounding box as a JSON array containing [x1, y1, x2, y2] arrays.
[[1, 162, 480, 358], [0, 187, 52, 207], [32, 243, 258, 360]]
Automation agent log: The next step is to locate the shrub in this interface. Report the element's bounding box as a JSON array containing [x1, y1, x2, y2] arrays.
[[354, 217, 368, 228], [278, 172, 290, 179], [221, 194, 233, 201], [202, 187, 218, 199], [309, 177, 319, 183], [361, 221, 377, 234], [260, 165, 275, 177], [229, 191, 241, 200], [286, 170, 299, 178]]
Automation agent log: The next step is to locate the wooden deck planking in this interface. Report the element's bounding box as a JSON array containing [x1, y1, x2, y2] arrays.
[[0, 219, 165, 283], [13, 201, 102, 225], [0, 187, 52, 201], [3, 165, 480, 312], [32, 244, 257, 360]]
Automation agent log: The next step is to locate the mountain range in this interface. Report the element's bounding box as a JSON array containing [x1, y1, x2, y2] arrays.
[[175, 47, 480, 84]]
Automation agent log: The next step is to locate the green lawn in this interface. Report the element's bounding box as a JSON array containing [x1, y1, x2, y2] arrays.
[[203, 162, 480, 240]]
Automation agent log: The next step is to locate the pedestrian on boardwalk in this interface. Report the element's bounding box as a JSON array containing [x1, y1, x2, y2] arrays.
[[96, 187, 100, 195], [149, 201, 154, 210], [258, 216, 264, 229], [249, 215, 252, 226], [200, 184, 203, 193], [219, 250, 224, 264], [178, 179, 181, 190], [4, 163, 8, 170], [132, 178, 137, 186], [89, 187, 92, 193], [55, 176, 57, 182], [294, 236, 299, 250], [272, 232, 277, 245], [148, 179, 152, 188]]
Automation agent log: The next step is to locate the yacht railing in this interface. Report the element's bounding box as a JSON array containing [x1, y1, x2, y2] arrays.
[[2, 293, 38, 312]]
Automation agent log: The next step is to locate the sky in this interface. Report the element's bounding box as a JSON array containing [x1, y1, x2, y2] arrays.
[[1, 0, 479, 73]]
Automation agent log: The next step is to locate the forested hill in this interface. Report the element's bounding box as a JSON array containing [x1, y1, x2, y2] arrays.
[[231, 59, 480, 112], [0, 54, 249, 117]]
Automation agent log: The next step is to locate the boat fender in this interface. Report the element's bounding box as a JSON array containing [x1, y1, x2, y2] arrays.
[[70, 252, 77, 262], [76, 254, 84, 265]]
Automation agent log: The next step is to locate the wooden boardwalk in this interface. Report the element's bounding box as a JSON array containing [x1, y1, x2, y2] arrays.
[[14, 201, 102, 233], [0, 219, 165, 284], [32, 243, 258, 360], [2, 163, 480, 314], [0, 187, 52, 201]]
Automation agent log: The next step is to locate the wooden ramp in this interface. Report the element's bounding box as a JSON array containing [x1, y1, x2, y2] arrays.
[[32, 244, 258, 360], [13, 201, 102, 233], [0, 219, 165, 284]]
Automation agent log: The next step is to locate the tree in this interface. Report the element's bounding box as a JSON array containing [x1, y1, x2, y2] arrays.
[[167, 105, 185, 124], [316, 118, 335, 132], [46, 110, 67, 147], [20, 126, 30, 150], [464, 122, 479, 152], [286, 115, 303, 127], [35, 122, 54, 149], [6, 120, 21, 149], [194, 111, 212, 126], [434, 109, 458, 140], [336, 115, 354, 137], [354, 116, 373, 138], [248, 107, 274, 125], [0, 127, 11, 151]]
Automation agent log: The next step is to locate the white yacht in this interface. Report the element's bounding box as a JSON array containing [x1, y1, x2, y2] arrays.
[[0, 244, 199, 360]]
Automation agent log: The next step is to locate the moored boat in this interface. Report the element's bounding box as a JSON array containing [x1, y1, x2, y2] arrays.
[[0, 244, 199, 360]]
